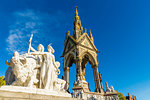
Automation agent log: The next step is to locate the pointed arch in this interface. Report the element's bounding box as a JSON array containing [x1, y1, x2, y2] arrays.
[[80, 51, 98, 67], [65, 52, 75, 69]]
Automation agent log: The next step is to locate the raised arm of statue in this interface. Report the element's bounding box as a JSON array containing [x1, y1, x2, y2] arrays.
[[28, 34, 33, 53]]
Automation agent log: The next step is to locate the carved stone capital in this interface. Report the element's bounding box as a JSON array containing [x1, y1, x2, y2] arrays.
[[64, 67, 70, 71], [92, 65, 98, 68], [66, 67, 70, 71], [75, 58, 82, 63], [76, 73, 82, 76], [66, 81, 69, 84], [94, 79, 101, 81]]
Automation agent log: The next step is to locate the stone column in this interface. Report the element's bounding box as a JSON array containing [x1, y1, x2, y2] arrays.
[[75, 58, 82, 85], [92, 65, 101, 92], [82, 67, 86, 81], [64, 67, 70, 90]]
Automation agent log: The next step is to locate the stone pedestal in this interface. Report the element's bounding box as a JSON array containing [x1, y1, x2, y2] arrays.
[[0, 86, 73, 100], [72, 83, 119, 100], [72, 86, 83, 99], [82, 92, 119, 100], [82, 80, 90, 92], [72, 80, 91, 99]]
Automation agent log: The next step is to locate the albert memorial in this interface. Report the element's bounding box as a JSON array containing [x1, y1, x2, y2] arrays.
[[0, 7, 128, 100]]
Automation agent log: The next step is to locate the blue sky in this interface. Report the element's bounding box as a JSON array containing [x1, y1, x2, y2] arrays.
[[0, 0, 150, 99]]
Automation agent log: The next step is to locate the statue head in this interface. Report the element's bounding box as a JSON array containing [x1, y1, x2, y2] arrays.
[[37, 44, 44, 52], [13, 51, 19, 57], [47, 45, 55, 54]]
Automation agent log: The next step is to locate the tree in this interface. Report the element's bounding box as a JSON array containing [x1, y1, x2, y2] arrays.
[[0, 76, 5, 87], [117, 92, 127, 100]]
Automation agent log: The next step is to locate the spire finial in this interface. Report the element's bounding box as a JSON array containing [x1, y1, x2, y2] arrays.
[[75, 6, 79, 20], [75, 6, 77, 10], [75, 6, 78, 15], [89, 29, 91, 32], [68, 31, 70, 35], [85, 28, 87, 33], [89, 29, 94, 41], [73, 6, 82, 39]]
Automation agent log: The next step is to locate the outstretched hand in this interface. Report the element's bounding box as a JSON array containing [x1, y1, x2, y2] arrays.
[[28, 34, 33, 53]]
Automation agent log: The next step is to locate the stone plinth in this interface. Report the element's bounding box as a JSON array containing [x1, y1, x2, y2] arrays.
[[82, 81, 90, 92], [72, 86, 119, 100], [82, 92, 119, 100], [0, 86, 77, 100]]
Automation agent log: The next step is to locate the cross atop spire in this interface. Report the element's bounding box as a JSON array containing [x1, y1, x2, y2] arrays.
[[75, 6, 78, 14], [75, 6, 79, 20]]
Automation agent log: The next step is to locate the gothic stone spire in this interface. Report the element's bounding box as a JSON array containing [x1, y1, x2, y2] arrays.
[[73, 6, 83, 39]]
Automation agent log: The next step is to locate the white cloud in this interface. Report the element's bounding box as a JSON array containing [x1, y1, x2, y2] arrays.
[[6, 9, 67, 54]]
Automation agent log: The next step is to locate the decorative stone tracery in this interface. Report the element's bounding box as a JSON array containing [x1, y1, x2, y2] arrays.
[[62, 7, 118, 100], [62, 7, 102, 93]]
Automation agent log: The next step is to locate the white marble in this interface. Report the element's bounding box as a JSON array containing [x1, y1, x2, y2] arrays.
[[5, 34, 66, 93], [0, 86, 71, 97], [110, 85, 116, 93], [105, 82, 116, 93], [106, 82, 111, 92]]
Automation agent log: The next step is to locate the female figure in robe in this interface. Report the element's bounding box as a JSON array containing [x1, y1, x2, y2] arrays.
[[29, 44, 60, 90], [43, 45, 60, 90]]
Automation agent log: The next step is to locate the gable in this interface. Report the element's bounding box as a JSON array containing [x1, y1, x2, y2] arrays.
[[62, 33, 98, 57], [65, 41, 73, 53], [81, 37, 93, 49], [62, 36, 76, 56], [78, 33, 98, 52]]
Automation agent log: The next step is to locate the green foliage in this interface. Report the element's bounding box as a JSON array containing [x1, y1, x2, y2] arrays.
[[0, 76, 5, 87], [117, 92, 127, 100]]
